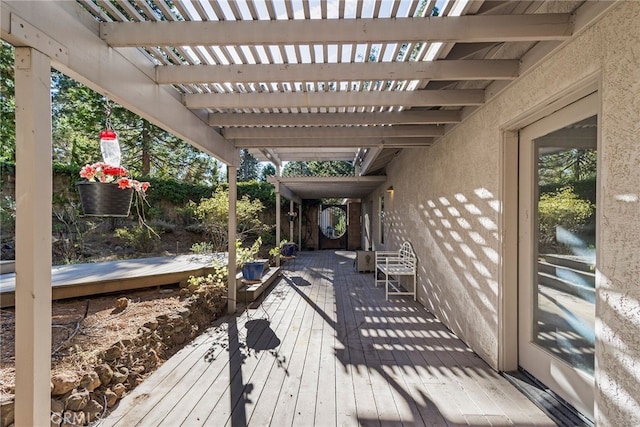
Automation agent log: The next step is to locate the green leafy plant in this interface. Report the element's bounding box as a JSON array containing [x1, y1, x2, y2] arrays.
[[186, 263, 227, 291], [236, 236, 262, 267], [191, 241, 215, 254], [193, 188, 268, 252], [115, 225, 161, 253], [538, 186, 594, 251], [268, 239, 295, 260]]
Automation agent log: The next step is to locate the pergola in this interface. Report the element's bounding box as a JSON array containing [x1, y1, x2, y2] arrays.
[[0, 1, 615, 424]]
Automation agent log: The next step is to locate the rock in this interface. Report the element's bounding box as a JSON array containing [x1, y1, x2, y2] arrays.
[[102, 346, 121, 362], [111, 367, 129, 384], [51, 397, 65, 414], [115, 297, 128, 310], [64, 389, 89, 411], [172, 331, 187, 345], [111, 383, 126, 398], [94, 364, 113, 386], [79, 371, 101, 392], [1, 397, 14, 427], [60, 410, 85, 427], [83, 399, 104, 423], [51, 372, 78, 396], [103, 389, 118, 408]]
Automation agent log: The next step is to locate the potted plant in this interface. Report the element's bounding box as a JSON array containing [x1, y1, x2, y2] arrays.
[[269, 239, 296, 260], [237, 237, 265, 282], [77, 162, 150, 217]]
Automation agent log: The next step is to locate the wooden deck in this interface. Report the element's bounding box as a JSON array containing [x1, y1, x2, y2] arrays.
[[101, 250, 556, 427], [0, 254, 222, 308]]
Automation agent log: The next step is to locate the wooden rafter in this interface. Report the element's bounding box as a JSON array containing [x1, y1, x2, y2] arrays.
[[101, 14, 573, 46], [209, 110, 462, 127], [184, 90, 484, 109], [156, 60, 519, 84]]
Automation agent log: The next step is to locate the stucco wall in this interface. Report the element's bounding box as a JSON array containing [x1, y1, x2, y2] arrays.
[[366, 3, 640, 425]]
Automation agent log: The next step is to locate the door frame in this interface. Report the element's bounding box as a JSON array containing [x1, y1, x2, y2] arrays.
[[498, 74, 601, 372]]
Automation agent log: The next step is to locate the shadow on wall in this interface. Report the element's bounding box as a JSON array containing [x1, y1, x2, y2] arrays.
[[597, 286, 640, 425], [384, 187, 502, 360]]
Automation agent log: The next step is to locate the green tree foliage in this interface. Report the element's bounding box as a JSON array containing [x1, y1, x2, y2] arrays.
[[0, 42, 15, 162], [282, 160, 354, 177], [538, 186, 594, 251], [192, 188, 268, 252], [260, 163, 276, 182], [51, 71, 220, 184], [539, 148, 597, 187], [238, 149, 260, 182]]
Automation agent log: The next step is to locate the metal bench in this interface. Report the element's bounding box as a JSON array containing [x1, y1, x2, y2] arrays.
[[375, 242, 417, 300]]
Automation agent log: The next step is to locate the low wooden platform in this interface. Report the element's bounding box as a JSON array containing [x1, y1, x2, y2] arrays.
[[101, 250, 556, 427], [0, 254, 223, 308], [236, 266, 281, 303]]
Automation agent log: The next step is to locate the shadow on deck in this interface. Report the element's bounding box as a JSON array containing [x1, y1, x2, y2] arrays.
[[100, 250, 556, 427]]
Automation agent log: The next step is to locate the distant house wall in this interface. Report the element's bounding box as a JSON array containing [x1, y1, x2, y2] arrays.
[[364, 3, 640, 425]]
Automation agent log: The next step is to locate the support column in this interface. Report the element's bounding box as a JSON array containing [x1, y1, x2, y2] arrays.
[[275, 186, 281, 267], [14, 47, 53, 427], [298, 202, 302, 250], [289, 199, 294, 242], [227, 165, 237, 314]]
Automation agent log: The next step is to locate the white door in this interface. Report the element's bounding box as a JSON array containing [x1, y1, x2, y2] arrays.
[[518, 93, 598, 420]]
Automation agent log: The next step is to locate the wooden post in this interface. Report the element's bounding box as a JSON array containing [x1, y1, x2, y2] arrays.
[[227, 165, 237, 314], [289, 199, 294, 242], [275, 184, 281, 267], [14, 47, 53, 427], [298, 202, 302, 251]]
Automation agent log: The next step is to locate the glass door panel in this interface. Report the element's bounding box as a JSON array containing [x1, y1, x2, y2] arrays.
[[534, 120, 596, 375], [518, 93, 597, 421]]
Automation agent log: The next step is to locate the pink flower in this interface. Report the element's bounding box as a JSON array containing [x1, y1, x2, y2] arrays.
[[117, 177, 131, 189], [79, 164, 96, 180], [80, 162, 148, 194]]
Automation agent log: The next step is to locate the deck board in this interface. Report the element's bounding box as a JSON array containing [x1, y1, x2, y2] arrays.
[[101, 250, 557, 427]]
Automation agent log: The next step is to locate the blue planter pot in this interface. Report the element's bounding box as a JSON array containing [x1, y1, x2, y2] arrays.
[[242, 261, 265, 281], [282, 243, 296, 257]]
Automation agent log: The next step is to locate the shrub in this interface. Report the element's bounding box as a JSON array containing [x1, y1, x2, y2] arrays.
[[115, 225, 161, 253], [193, 188, 268, 252], [538, 186, 594, 252], [191, 241, 215, 254]]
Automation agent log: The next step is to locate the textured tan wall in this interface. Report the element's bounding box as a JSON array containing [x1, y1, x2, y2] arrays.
[[366, 3, 640, 425]]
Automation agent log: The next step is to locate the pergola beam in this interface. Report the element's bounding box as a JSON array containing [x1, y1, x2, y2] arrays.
[[101, 14, 573, 46], [209, 110, 462, 127], [359, 147, 384, 176], [235, 137, 434, 149], [157, 60, 519, 84], [185, 90, 484, 110], [225, 125, 444, 139]]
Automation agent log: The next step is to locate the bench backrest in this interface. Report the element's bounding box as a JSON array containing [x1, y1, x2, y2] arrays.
[[398, 242, 416, 268]]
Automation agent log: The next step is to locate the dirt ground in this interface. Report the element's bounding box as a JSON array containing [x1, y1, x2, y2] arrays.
[[0, 286, 186, 396]]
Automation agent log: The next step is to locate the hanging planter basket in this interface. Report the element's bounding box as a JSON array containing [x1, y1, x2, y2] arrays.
[[77, 181, 133, 217]]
